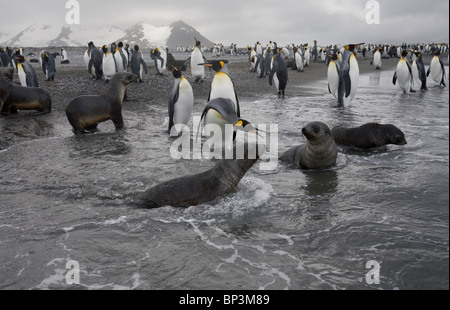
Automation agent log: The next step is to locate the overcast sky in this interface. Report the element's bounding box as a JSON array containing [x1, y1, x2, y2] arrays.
[[1, 0, 448, 46]]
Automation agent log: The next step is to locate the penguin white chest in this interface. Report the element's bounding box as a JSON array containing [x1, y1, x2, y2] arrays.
[[209, 73, 237, 109], [373, 52, 381, 68], [174, 78, 194, 125], [396, 60, 411, 92], [430, 57, 443, 84], [327, 61, 339, 99], [17, 64, 27, 87], [348, 54, 359, 102], [191, 48, 205, 79], [102, 53, 116, 80]]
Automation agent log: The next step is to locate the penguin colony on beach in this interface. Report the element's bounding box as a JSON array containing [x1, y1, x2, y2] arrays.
[[0, 37, 448, 209]]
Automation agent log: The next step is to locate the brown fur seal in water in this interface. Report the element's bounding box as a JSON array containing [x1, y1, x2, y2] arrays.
[[279, 122, 338, 170], [332, 123, 407, 149], [66, 72, 137, 133], [0, 73, 52, 116], [141, 143, 265, 208]]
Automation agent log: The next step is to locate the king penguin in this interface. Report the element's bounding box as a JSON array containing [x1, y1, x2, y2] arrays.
[[88, 42, 103, 80], [42, 51, 56, 81], [14, 55, 39, 87], [393, 50, 415, 94], [413, 51, 428, 91], [84, 46, 91, 69], [327, 53, 340, 101], [130, 45, 148, 83], [61, 48, 70, 64], [115, 42, 128, 72], [168, 66, 194, 136], [190, 38, 208, 83], [336, 43, 363, 107], [293, 46, 304, 72], [102, 45, 117, 82], [151, 47, 167, 75], [372, 48, 382, 70], [427, 50, 447, 87], [200, 60, 240, 115], [269, 48, 289, 98]]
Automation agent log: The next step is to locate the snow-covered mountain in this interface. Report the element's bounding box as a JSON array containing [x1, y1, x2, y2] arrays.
[[0, 20, 214, 49]]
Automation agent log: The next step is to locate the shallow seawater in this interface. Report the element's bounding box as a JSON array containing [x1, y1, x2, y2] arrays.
[[0, 64, 448, 290]]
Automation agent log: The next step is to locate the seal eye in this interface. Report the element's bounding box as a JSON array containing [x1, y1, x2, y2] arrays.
[[313, 126, 320, 134]]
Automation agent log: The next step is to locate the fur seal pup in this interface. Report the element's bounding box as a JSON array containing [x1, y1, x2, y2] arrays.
[[141, 143, 265, 208], [331, 123, 407, 149], [65, 72, 137, 133], [0, 74, 52, 116], [279, 122, 337, 170]]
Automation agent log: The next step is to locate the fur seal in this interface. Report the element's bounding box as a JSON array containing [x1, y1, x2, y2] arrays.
[[279, 122, 337, 170], [140, 143, 265, 208], [0, 74, 52, 116], [331, 123, 407, 149], [65, 72, 137, 133]]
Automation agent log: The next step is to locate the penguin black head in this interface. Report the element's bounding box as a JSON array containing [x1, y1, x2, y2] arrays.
[[134, 45, 140, 51], [345, 43, 365, 52], [88, 41, 94, 48], [327, 54, 338, 61], [200, 60, 229, 73], [102, 45, 108, 54], [233, 119, 261, 137], [194, 38, 201, 47], [401, 50, 409, 58], [15, 55, 25, 63], [171, 66, 182, 79], [434, 50, 441, 56], [118, 42, 124, 48]]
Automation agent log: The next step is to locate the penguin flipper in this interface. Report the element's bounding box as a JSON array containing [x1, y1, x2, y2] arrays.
[[393, 72, 397, 85], [426, 67, 431, 77], [168, 96, 176, 132], [269, 65, 276, 86], [343, 71, 351, 98]]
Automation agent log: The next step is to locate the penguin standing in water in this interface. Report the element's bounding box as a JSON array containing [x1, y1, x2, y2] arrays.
[[200, 60, 239, 113], [151, 47, 166, 75], [190, 38, 208, 83], [427, 50, 446, 87], [115, 42, 128, 72], [327, 53, 340, 101], [372, 48, 382, 70], [14, 55, 39, 87], [61, 48, 70, 64], [168, 66, 194, 136], [102, 45, 117, 82], [393, 50, 415, 94], [130, 45, 148, 83], [42, 51, 56, 81], [413, 51, 428, 91], [336, 43, 363, 107], [269, 48, 289, 98], [88, 42, 103, 80]]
